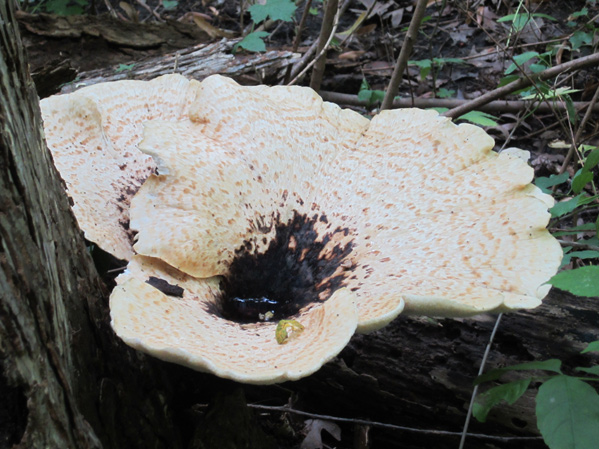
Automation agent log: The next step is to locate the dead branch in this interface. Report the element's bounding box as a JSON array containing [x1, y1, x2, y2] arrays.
[[381, 0, 429, 110], [443, 52, 599, 119], [319, 91, 599, 115]]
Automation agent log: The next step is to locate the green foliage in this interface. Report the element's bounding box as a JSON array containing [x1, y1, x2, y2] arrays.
[[536, 376, 599, 449], [408, 57, 466, 80], [162, 0, 179, 10], [475, 347, 599, 449], [456, 110, 498, 127], [248, 0, 297, 24], [357, 79, 385, 106], [238, 0, 296, 53], [38, 0, 87, 15], [115, 63, 135, 73], [548, 266, 599, 296], [472, 379, 531, 422], [235, 31, 269, 52]]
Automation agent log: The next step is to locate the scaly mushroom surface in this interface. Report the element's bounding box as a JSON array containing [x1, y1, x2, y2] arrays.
[[41, 74, 562, 384]]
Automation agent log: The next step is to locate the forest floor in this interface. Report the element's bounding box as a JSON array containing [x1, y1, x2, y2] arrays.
[[13, 0, 599, 448]]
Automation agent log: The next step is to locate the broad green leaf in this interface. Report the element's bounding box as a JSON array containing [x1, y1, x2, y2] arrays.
[[575, 366, 599, 376], [560, 250, 599, 268], [498, 74, 520, 87], [505, 51, 539, 74], [570, 31, 593, 50], [530, 63, 548, 73], [535, 172, 570, 193], [583, 148, 599, 172], [571, 7, 588, 18], [235, 31, 269, 52], [248, 0, 297, 24], [473, 379, 531, 422], [550, 194, 586, 218], [548, 266, 599, 297], [552, 223, 597, 236], [572, 169, 594, 194], [582, 341, 599, 354], [536, 375, 599, 449], [458, 110, 498, 127], [433, 57, 465, 65], [408, 59, 432, 80], [476, 359, 563, 385]]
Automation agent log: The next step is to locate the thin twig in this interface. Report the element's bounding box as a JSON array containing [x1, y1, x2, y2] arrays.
[[286, 0, 351, 84], [283, 0, 313, 84], [558, 83, 599, 175], [381, 0, 429, 110], [289, 9, 340, 87], [309, 0, 339, 91], [557, 240, 599, 252], [248, 399, 542, 441], [458, 313, 503, 449], [442, 52, 599, 119], [319, 91, 599, 114]]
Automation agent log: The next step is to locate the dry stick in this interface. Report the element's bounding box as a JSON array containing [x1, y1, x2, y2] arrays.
[[248, 399, 542, 441], [458, 314, 503, 449], [380, 0, 429, 110], [442, 52, 599, 119], [309, 0, 339, 91], [558, 83, 599, 175], [283, 0, 314, 84], [319, 91, 599, 114], [288, 9, 340, 86]]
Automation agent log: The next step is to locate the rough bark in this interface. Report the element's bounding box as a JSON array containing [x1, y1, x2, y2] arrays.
[[1, 2, 598, 449]]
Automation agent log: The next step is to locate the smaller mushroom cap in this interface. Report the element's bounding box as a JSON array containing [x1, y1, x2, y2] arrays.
[[40, 74, 200, 260], [110, 256, 359, 384]]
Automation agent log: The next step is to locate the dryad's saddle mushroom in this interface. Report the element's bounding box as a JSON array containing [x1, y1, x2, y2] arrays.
[[40, 74, 562, 384]]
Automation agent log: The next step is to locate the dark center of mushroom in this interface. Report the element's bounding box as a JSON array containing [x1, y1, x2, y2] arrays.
[[218, 211, 355, 323]]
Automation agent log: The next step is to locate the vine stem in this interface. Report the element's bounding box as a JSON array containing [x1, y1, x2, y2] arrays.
[[458, 313, 503, 449]]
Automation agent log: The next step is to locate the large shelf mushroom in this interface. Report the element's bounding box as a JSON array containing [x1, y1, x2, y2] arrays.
[[40, 74, 562, 384]]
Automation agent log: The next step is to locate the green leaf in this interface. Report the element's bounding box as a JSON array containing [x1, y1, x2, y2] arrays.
[[570, 31, 593, 50], [476, 359, 563, 385], [583, 148, 599, 172], [235, 31, 269, 52], [582, 341, 599, 354], [571, 7, 588, 18], [44, 0, 87, 15], [409, 59, 432, 80], [458, 110, 498, 127], [550, 194, 586, 218], [505, 51, 539, 74], [576, 366, 599, 376], [572, 169, 594, 194], [536, 375, 599, 449], [248, 0, 297, 24], [473, 379, 531, 423], [437, 88, 455, 99], [552, 223, 598, 236], [535, 172, 570, 193], [548, 266, 599, 296], [560, 250, 599, 268], [115, 63, 135, 73], [162, 0, 178, 10], [498, 74, 520, 87]]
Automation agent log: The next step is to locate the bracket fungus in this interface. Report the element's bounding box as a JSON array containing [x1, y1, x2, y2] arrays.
[[41, 74, 562, 384]]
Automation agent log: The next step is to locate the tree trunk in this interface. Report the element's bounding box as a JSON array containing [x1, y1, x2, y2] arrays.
[[2, 3, 598, 449]]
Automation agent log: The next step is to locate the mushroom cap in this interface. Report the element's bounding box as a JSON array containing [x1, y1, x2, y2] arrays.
[[40, 74, 200, 260], [128, 75, 561, 335], [110, 255, 358, 384]]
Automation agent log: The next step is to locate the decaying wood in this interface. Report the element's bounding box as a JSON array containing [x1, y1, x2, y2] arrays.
[[61, 39, 299, 92], [17, 11, 209, 48]]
